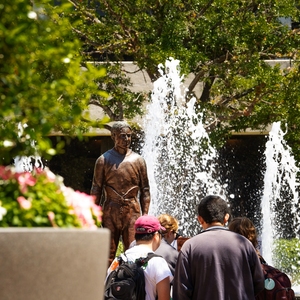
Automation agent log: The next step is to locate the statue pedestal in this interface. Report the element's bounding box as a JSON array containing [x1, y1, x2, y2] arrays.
[[0, 228, 110, 300]]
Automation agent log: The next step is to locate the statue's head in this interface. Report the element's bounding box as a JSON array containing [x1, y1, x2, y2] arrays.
[[110, 121, 132, 138], [111, 121, 132, 150]]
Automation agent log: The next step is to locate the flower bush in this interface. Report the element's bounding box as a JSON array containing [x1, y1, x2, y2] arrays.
[[0, 165, 102, 229]]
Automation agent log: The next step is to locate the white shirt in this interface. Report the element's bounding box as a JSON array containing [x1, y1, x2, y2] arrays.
[[110, 244, 173, 300]]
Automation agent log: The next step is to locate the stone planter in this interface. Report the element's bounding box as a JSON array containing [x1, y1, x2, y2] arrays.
[[0, 228, 110, 300]]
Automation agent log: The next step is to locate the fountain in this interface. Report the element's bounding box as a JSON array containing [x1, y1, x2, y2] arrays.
[[142, 58, 300, 292], [14, 123, 44, 172], [142, 58, 226, 237], [261, 121, 300, 293], [261, 121, 300, 264]]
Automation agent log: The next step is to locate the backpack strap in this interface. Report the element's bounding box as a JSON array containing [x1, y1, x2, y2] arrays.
[[258, 254, 267, 265], [119, 253, 128, 262], [134, 252, 162, 267], [117, 252, 161, 265], [145, 252, 162, 262]]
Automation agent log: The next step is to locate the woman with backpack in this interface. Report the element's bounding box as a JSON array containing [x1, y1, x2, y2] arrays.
[[229, 217, 295, 300]]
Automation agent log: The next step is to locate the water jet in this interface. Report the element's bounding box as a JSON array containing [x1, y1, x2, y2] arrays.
[[142, 58, 300, 292]]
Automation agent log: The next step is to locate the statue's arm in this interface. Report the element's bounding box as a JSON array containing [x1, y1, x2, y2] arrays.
[[138, 157, 151, 215], [90, 156, 105, 206]]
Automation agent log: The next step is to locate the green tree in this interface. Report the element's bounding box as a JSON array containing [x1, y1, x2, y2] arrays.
[[66, 0, 300, 157], [0, 0, 107, 163]]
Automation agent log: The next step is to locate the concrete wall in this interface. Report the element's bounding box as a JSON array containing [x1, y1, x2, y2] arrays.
[[0, 228, 110, 300]]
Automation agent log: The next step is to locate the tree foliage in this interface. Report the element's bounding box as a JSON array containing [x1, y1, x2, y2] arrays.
[[0, 0, 107, 163], [2, 0, 300, 162], [66, 0, 300, 158]]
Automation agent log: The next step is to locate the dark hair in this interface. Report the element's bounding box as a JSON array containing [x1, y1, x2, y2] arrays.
[[197, 195, 230, 224], [228, 217, 259, 249], [135, 232, 156, 242]]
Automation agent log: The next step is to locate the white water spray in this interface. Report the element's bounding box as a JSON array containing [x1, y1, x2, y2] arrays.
[[261, 121, 300, 265], [142, 58, 226, 236], [14, 123, 43, 172], [141, 60, 300, 290]]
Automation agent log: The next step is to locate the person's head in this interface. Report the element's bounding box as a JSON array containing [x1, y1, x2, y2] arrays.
[[134, 215, 166, 251], [157, 214, 179, 244], [197, 195, 230, 228], [111, 121, 132, 152], [228, 217, 259, 249]]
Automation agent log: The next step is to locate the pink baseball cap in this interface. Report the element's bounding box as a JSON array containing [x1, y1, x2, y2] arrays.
[[134, 215, 166, 234]]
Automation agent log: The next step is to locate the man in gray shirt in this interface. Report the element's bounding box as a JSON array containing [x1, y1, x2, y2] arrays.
[[173, 195, 264, 300]]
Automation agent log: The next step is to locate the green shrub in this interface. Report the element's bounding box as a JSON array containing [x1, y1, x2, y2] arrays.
[[274, 238, 300, 285]]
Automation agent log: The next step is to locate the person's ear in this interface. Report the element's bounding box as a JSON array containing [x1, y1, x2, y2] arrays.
[[155, 232, 161, 244], [197, 216, 204, 225], [224, 213, 230, 224]]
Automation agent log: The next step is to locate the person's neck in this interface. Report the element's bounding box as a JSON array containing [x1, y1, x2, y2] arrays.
[[113, 147, 130, 155], [204, 222, 224, 229], [135, 241, 155, 251]]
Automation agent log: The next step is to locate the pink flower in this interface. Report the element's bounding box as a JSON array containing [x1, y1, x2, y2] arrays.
[[44, 168, 56, 182], [48, 211, 55, 221], [16, 172, 36, 193], [0, 166, 13, 180], [47, 211, 57, 227], [17, 196, 32, 209], [34, 168, 44, 175], [64, 189, 100, 229]]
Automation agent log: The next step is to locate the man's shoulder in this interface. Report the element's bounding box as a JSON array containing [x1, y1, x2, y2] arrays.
[[103, 148, 116, 156], [96, 149, 113, 159], [180, 228, 231, 247], [100, 148, 123, 161], [149, 256, 170, 270], [125, 246, 152, 259], [156, 241, 178, 256], [184, 228, 255, 250], [147, 255, 170, 272]]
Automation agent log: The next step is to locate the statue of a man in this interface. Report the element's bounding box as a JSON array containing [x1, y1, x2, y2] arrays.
[[91, 121, 151, 263]]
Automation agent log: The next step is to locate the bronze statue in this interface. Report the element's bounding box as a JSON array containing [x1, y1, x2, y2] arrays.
[[91, 121, 150, 263]]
